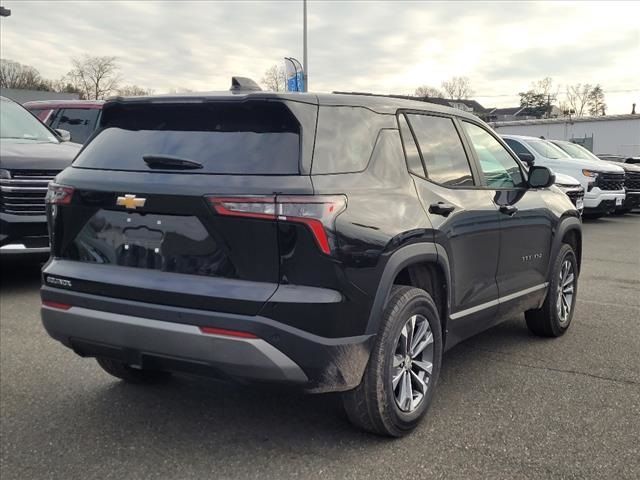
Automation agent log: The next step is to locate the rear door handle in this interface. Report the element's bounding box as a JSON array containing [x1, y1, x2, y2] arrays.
[[429, 202, 455, 217], [499, 205, 518, 216]]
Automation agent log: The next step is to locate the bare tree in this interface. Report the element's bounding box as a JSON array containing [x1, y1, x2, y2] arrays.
[[67, 55, 121, 100], [441, 76, 474, 99], [0, 59, 46, 90], [261, 64, 286, 92], [565, 84, 593, 117], [117, 85, 155, 97], [414, 85, 443, 98], [587, 84, 606, 116]]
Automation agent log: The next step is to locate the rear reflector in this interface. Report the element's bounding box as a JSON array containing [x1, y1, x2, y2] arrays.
[[42, 300, 72, 310], [199, 326, 258, 339], [207, 195, 346, 255]]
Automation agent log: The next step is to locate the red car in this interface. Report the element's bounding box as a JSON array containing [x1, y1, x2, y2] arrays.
[[24, 100, 104, 144]]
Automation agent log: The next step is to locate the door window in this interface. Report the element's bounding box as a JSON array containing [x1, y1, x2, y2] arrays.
[[55, 108, 99, 143], [406, 114, 474, 187], [462, 122, 526, 188], [398, 115, 425, 177], [504, 138, 532, 158]]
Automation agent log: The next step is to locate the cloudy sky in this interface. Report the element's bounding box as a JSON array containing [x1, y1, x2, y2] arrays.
[[2, 0, 639, 113]]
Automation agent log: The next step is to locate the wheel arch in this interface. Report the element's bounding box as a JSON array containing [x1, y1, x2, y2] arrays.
[[366, 243, 451, 339], [552, 217, 582, 273]]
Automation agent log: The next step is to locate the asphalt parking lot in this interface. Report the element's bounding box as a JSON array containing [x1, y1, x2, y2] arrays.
[[1, 214, 639, 480]]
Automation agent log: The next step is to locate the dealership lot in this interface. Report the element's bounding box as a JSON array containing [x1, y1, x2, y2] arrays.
[[1, 215, 638, 480]]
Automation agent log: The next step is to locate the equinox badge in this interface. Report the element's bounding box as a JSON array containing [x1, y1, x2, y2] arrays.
[[116, 194, 146, 209]]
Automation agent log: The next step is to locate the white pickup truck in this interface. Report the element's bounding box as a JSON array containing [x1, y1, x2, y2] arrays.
[[502, 134, 625, 217]]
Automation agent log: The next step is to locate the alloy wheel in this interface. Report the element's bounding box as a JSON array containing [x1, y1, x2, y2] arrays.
[[391, 314, 434, 413], [557, 259, 575, 326]]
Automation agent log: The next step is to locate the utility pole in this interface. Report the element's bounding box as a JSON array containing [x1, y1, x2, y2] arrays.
[[303, 0, 308, 92]]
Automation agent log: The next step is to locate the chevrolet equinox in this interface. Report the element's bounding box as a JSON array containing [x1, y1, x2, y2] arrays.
[[41, 78, 582, 437]]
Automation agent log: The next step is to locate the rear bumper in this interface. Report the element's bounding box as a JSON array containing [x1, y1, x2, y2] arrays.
[[0, 213, 50, 254], [40, 287, 373, 393]]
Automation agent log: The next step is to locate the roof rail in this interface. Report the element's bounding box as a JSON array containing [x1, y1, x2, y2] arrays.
[[230, 77, 262, 92]]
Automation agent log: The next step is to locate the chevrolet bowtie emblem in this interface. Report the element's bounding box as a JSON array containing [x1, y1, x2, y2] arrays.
[[116, 194, 146, 209]]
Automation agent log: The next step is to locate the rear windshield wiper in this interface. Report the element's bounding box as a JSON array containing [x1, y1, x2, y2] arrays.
[[143, 154, 203, 170]]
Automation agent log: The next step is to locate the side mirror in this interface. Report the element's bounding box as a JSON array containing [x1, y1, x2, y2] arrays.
[[528, 166, 555, 188], [54, 129, 71, 142], [518, 152, 535, 167]]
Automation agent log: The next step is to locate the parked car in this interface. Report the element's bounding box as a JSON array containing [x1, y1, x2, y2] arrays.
[[549, 140, 640, 213], [597, 154, 640, 165], [41, 82, 582, 437], [553, 172, 584, 214], [502, 134, 625, 217], [24, 100, 104, 145], [0, 96, 81, 254]]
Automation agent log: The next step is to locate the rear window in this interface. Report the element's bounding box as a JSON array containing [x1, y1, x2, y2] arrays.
[[73, 102, 301, 174]]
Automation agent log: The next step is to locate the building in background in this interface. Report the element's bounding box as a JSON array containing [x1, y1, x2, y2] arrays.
[[0, 88, 79, 104], [491, 114, 640, 156]]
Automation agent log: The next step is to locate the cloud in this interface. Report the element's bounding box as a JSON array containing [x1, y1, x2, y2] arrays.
[[1, 0, 638, 112]]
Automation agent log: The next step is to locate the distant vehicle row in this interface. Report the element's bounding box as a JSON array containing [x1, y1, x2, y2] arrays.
[[502, 135, 640, 216]]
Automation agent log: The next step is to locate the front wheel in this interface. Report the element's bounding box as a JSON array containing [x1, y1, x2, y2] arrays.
[[525, 243, 578, 337], [342, 286, 443, 437]]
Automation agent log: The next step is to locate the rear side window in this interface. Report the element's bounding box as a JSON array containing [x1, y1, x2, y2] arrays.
[[74, 102, 301, 174], [312, 106, 391, 174], [53, 108, 99, 144], [406, 114, 474, 187]]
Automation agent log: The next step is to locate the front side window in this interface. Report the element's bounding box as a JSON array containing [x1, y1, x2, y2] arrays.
[[504, 138, 532, 157], [406, 114, 474, 187], [463, 122, 526, 189], [525, 139, 569, 159]]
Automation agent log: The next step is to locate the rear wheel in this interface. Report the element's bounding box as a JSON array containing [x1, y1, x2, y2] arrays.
[[96, 357, 172, 384], [525, 243, 578, 337], [342, 286, 442, 437]]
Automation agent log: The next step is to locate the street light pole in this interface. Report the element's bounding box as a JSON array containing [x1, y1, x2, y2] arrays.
[[303, 0, 308, 92]]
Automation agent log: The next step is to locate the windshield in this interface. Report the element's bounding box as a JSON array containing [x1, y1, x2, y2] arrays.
[[526, 139, 569, 159], [554, 141, 600, 161], [0, 99, 59, 143]]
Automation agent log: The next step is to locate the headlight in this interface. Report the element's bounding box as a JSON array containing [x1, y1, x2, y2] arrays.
[[582, 169, 600, 178], [0, 169, 10, 180]]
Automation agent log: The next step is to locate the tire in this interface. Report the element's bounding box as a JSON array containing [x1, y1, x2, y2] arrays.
[[342, 286, 443, 437], [525, 243, 578, 337], [96, 357, 172, 384]]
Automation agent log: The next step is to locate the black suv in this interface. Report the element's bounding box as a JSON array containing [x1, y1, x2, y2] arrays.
[[41, 81, 582, 436]]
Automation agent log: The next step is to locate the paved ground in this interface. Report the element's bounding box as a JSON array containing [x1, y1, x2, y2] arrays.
[[1, 214, 639, 480]]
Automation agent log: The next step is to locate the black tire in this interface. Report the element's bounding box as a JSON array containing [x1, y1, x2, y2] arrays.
[[342, 286, 443, 437], [96, 357, 172, 384], [525, 243, 578, 337]]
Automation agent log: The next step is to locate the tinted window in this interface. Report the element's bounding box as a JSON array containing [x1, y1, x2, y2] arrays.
[[55, 108, 99, 144], [74, 102, 301, 174], [312, 106, 391, 174], [504, 138, 531, 157], [28, 108, 54, 123], [463, 123, 525, 188], [406, 114, 474, 187], [398, 115, 424, 176]]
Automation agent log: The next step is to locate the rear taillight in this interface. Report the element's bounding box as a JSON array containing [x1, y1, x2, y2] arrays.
[[45, 184, 74, 205], [207, 195, 346, 255]]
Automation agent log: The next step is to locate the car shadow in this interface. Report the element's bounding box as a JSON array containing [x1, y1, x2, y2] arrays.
[[0, 256, 45, 293], [54, 316, 535, 453]]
